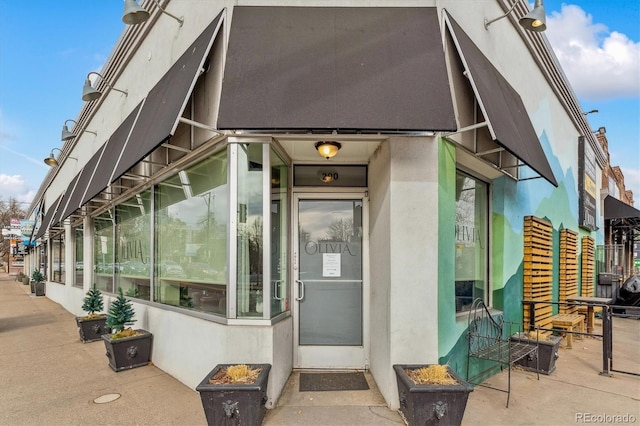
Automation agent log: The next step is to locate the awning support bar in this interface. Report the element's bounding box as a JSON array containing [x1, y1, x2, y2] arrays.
[[178, 117, 224, 135], [477, 147, 505, 156], [442, 121, 488, 137]]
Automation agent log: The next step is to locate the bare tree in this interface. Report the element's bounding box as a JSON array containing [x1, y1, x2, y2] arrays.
[[0, 198, 27, 266]]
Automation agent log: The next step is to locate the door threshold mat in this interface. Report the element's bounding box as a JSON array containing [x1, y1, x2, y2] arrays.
[[299, 372, 370, 392]]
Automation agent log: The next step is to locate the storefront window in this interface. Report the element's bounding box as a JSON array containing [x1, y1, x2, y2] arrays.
[[155, 150, 228, 314], [237, 144, 264, 318], [74, 227, 83, 288], [94, 210, 115, 293], [51, 233, 65, 283], [115, 191, 151, 300], [455, 171, 488, 313], [271, 148, 288, 317]]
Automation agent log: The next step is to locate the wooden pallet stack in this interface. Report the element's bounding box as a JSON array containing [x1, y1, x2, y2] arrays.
[[559, 228, 579, 314], [523, 216, 553, 335], [581, 236, 595, 297]]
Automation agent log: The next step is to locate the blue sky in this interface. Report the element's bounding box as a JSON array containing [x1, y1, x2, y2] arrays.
[[0, 1, 638, 205]]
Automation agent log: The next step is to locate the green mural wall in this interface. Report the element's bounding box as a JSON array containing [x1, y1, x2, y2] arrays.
[[437, 134, 602, 379]]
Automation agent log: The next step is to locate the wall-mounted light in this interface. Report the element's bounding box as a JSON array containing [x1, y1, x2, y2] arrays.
[[44, 148, 77, 168], [123, 0, 184, 26], [82, 71, 128, 102], [315, 141, 342, 160], [582, 109, 599, 116], [61, 119, 97, 141], [485, 0, 546, 32]]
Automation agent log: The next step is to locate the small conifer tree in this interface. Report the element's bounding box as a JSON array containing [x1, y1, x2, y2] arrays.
[[105, 288, 136, 333], [81, 285, 104, 316], [31, 269, 44, 282]]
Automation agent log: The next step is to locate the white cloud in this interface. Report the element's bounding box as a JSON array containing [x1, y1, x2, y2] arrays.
[[0, 174, 36, 204], [546, 5, 640, 100]]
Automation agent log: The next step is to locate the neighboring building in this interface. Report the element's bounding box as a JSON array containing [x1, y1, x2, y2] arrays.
[[25, 0, 612, 409], [595, 127, 640, 281]]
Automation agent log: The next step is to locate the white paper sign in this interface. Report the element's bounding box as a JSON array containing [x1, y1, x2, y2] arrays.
[[322, 253, 341, 277]]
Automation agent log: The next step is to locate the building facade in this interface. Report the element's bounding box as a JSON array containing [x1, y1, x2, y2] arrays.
[[26, 0, 608, 409]]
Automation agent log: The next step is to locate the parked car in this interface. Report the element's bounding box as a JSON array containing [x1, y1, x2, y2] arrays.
[[186, 262, 218, 280], [120, 261, 149, 276], [159, 260, 185, 277]]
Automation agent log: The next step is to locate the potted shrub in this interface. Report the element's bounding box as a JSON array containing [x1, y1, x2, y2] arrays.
[[31, 269, 45, 296], [511, 331, 561, 375], [102, 288, 152, 372], [393, 364, 473, 426], [196, 363, 271, 425], [76, 285, 109, 343]]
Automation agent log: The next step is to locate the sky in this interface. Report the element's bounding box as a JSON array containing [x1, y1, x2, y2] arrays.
[[0, 1, 639, 207]]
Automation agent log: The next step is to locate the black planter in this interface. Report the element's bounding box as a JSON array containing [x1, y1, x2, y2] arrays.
[[76, 315, 109, 343], [393, 364, 473, 426], [511, 333, 561, 375], [102, 329, 152, 372], [34, 282, 45, 296], [196, 363, 271, 426]]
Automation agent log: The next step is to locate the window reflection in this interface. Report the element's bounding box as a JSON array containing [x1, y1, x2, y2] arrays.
[[115, 191, 151, 300], [74, 227, 83, 288], [455, 171, 488, 313], [155, 150, 228, 315], [93, 210, 114, 293]]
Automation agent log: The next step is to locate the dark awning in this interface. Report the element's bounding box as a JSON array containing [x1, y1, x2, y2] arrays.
[[80, 102, 143, 207], [110, 11, 223, 182], [51, 175, 80, 227], [218, 7, 456, 132], [33, 195, 63, 241], [604, 195, 640, 220], [59, 144, 106, 221], [444, 13, 558, 187]]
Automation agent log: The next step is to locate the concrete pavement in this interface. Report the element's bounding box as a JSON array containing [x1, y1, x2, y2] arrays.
[[1, 272, 638, 425]]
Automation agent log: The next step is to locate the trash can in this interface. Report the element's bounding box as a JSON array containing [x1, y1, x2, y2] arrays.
[[597, 273, 620, 300]]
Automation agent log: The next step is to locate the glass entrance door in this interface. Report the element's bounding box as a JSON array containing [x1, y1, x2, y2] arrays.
[[293, 194, 368, 369]]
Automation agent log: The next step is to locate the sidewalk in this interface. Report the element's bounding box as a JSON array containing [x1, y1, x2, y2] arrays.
[[1, 272, 638, 425]]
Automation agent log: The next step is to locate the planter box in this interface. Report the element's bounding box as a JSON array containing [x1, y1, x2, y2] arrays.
[[102, 329, 152, 372], [34, 282, 45, 296], [22, 277, 29, 286], [394, 364, 473, 426], [196, 363, 271, 426], [30, 280, 35, 293], [511, 333, 561, 375], [76, 315, 109, 343]]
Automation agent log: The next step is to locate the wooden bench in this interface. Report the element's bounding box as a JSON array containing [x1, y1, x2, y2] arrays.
[[467, 299, 539, 407], [577, 305, 601, 333], [550, 313, 584, 349]]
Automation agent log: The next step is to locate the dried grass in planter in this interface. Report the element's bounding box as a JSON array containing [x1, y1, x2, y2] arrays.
[[209, 364, 261, 385], [405, 365, 458, 385]]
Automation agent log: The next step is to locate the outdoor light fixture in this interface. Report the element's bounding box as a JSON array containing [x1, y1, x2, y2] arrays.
[[82, 71, 128, 102], [122, 0, 184, 26], [315, 141, 341, 159], [61, 119, 97, 142], [44, 148, 77, 168], [582, 109, 599, 116], [485, 0, 546, 32]]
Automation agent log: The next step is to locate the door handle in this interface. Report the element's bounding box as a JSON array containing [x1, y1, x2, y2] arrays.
[[272, 280, 283, 300], [295, 279, 305, 301]]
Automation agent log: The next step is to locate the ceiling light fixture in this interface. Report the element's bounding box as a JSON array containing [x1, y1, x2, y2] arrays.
[[315, 141, 342, 160], [485, 0, 546, 32], [122, 0, 184, 26], [44, 148, 77, 168], [82, 71, 128, 102], [61, 119, 97, 141]]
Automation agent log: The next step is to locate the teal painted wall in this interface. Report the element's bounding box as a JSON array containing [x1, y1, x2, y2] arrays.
[[437, 129, 603, 379]]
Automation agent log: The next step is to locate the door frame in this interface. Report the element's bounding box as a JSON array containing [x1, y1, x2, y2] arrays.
[[292, 191, 370, 369]]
